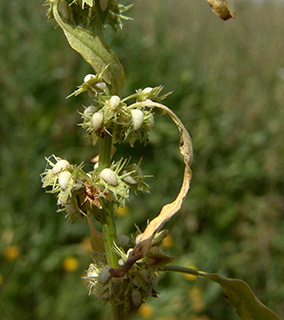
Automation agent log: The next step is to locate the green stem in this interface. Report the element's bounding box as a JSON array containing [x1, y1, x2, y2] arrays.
[[98, 133, 126, 319], [161, 265, 200, 277], [99, 133, 118, 267]]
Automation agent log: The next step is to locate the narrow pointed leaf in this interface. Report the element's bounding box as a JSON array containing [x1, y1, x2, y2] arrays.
[[162, 266, 280, 320], [199, 271, 280, 320], [52, 0, 125, 95]]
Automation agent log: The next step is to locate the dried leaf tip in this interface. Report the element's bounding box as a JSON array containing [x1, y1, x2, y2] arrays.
[[207, 0, 236, 21]]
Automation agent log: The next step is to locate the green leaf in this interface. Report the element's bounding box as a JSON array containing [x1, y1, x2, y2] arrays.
[[199, 272, 280, 320], [163, 265, 280, 320], [52, 0, 125, 96]]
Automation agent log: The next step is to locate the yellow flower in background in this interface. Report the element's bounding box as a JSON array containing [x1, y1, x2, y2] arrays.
[[81, 237, 92, 252], [3, 246, 20, 261], [114, 205, 129, 217], [188, 287, 205, 313], [156, 316, 178, 320], [183, 264, 198, 281], [162, 235, 173, 248], [138, 303, 154, 318], [190, 316, 211, 320], [63, 257, 78, 272]]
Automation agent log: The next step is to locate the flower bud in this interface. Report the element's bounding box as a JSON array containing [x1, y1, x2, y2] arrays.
[[95, 82, 107, 91], [84, 74, 96, 83], [131, 109, 144, 130], [131, 289, 142, 307], [143, 87, 153, 94], [100, 266, 111, 284], [52, 159, 69, 175], [91, 112, 104, 131], [84, 105, 97, 117], [123, 174, 137, 185], [58, 0, 70, 20], [58, 171, 72, 190], [100, 168, 118, 186], [117, 235, 130, 248], [109, 95, 121, 111]]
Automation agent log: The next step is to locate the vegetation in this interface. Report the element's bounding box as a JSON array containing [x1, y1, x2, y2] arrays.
[[1, 0, 284, 319]]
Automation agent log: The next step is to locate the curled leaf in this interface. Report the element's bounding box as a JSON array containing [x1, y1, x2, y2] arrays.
[[207, 0, 236, 20], [110, 101, 193, 277], [52, 0, 125, 95]]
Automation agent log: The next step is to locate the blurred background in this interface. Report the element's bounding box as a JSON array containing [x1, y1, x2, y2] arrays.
[[1, 0, 284, 319]]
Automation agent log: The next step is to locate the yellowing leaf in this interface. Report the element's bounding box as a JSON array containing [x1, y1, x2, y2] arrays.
[[207, 0, 236, 20], [52, 0, 125, 96], [110, 101, 193, 278]]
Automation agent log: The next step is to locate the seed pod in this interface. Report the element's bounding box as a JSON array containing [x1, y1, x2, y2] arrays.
[[131, 109, 144, 130], [123, 174, 137, 185], [58, 0, 70, 20], [99, 0, 108, 12], [109, 95, 121, 111], [100, 168, 118, 186], [95, 82, 107, 91], [100, 266, 111, 284], [131, 290, 142, 307], [140, 269, 151, 283], [91, 112, 104, 131], [143, 87, 153, 94], [117, 235, 130, 248], [58, 171, 72, 190], [84, 105, 97, 117], [52, 159, 69, 175]]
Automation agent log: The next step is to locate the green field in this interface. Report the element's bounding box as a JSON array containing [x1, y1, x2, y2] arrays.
[[1, 0, 284, 319]]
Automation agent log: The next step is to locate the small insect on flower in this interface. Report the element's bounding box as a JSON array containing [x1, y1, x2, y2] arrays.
[[52, 159, 69, 175], [58, 171, 72, 190], [100, 168, 118, 186], [131, 109, 144, 130], [109, 95, 121, 111], [91, 112, 104, 131]]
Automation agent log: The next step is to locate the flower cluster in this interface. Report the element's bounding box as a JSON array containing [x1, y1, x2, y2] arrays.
[[76, 78, 170, 146], [40, 155, 150, 222], [45, 0, 133, 33], [84, 230, 173, 312]]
